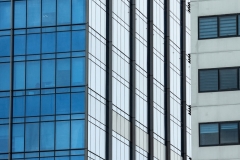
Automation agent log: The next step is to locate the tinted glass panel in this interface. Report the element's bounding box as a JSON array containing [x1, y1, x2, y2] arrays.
[[199, 70, 218, 92], [14, 62, 25, 90], [71, 92, 85, 113], [199, 17, 218, 39], [15, 1, 26, 28], [42, 60, 55, 88], [200, 123, 219, 146], [14, 35, 26, 55], [0, 63, 10, 91], [0, 97, 9, 118], [26, 95, 40, 116], [27, 0, 41, 27], [56, 121, 70, 149], [72, 30, 85, 51], [0, 2, 11, 30], [12, 124, 24, 152], [72, 0, 85, 24], [57, 31, 70, 52], [57, 0, 70, 25], [42, 33, 56, 53], [72, 58, 85, 86], [219, 69, 238, 90], [220, 123, 239, 144], [71, 120, 84, 148], [0, 36, 10, 57], [27, 34, 40, 54], [56, 93, 70, 114], [219, 16, 237, 36], [25, 123, 39, 151], [56, 59, 70, 87], [42, 0, 56, 26], [40, 122, 54, 150], [26, 61, 40, 89], [0, 125, 9, 153], [13, 96, 25, 117], [41, 94, 55, 115]]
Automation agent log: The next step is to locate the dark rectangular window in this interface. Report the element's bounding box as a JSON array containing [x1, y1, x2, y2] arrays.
[[199, 70, 218, 92], [219, 16, 237, 37], [200, 123, 219, 146], [220, 123, 239, 144], [199, 17, 218, 39], [219, 69, 238, 90]]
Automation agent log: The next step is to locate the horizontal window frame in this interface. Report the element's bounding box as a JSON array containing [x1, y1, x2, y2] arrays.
[[199, 121, 240, 147], [198, 66, 240, 93], [198, 13, 240, 40]]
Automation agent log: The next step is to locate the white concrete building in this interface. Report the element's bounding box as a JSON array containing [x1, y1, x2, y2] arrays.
[[191, 0, 240, 159]]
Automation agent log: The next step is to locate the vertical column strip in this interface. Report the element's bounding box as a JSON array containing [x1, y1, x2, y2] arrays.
[[164, 0, 171, 159], [106, 0, 112, 159], [181, 0, 187, 160], [130, 0, 136, 159], [147, 0, 154, 159], [9, 0, 14, 159], [84, 0, 89, 159]]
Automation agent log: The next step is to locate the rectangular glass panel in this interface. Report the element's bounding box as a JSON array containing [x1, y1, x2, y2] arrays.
[[27, 0, 41, 27], [220, 123, 239, 144], [56, 59, 70, 87], [12, 124, 24, 152], [40, 122, 54, 150], [57, 31, 70, 52], [71, 92, 85, 113], [57, 0, 70, 25], [71, 120, 84, 148], [219, 16, 237, 36], [26, 61, 40, 89], [14, 35, 26, 55], [0, 97, 9, 119], [14, 1, 26, 28], [72, 0, 85, 24], [72, 30, 85, 51], [41, 94, 55, 115], [199, 70, 218, 92], [56, 93, 70, 114], [14, 62, 25, 90], [13, 96, 25, 117], [26, 95, 40, 116], [0, 36, 10, 57], [72, 58, 85, 86], [42, 60, 55, 88], [0, 125, 9, 153], [199, 17, 218, 39], [219, 69, 238, 90], [200, 123, 219, 146], [25, 123, 39, 151], [0, 2, 11, 30], [42, 0, 56, 26], [27, 34, 40, 54], [42, 33, 56, 53], [0, 63, 10, 91], [56, 121, 70, 150]]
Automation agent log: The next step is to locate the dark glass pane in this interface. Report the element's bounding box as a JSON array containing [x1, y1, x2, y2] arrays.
[[71, 120, 84, 148], [71, 156, 84, 160], [0, 63, 10, 91], [14, 35, 26, 55], [199, 70, 218, 92], [220, 123, 239, 144], [57, 0, 71, 25], [13, 96, 25, 117], [239, 16, 240, 35], [71, 92, 85, 113], [42, 60, 55, 88], [0, 97, 9, 118], [41, 94, 55, 115], [72, 0, 85, 24], [26, 95, 40, 116], [40, 122, 54, 150], [219, 16, 237, 36], [14, 0, 26, 28], [12, 124, 24, 152], [72, 58, 85, 86], [199, 17, 218, 39], [42, 32, 56, 53], [42, 0, 56, 26], [200, 123, 219, 146], [25, 123, 39, 151], [56, 121, 70, 150], [0, 2, 11, 29], [0, 125, 8, 153], [72, 30, 85, 51], [27, 0, 41, 27], [56, 93, 70, 114], [26, 61, 40, 89], [0, 36, 10, 57], [57, 31, 70, 52], [27, 34, 40, 54], [219, 69, 238, 90], [14, 62, 25, 90], [56, 59, 70, 87]]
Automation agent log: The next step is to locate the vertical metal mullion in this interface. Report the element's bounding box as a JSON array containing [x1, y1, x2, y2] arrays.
[[106, 0, 112, 159], [130, 0, 136, 159], [218, 123, 221, 145], [147, 0, 153, 159], [217, 16, 220, 37]]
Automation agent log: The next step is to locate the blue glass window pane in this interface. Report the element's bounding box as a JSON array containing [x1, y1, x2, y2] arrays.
[[26, 95, 40, 116], [0, 125, 8, 153], [14, 62, 25, 90], [13, 96, 25, 117], [200, 123, 219, 146], [56, 93, 70, 114], [56, 121, 70, 150], [199, 17, 218, 39], [71, 92, 85, 113], [42, 0, 56, 26], [26, 61, 40, 89], [40, 122, 54, 150], [12, 124, 24, 152], [71, 156, 84, 160], [72, 30, 85, 51], [14, 35, 26, 55], [72, 58, 85, 86], [0, 63, 10, 91], [41, 94, 55, 115], [55, 157, 69, 160], [0, 97, 9, 118], [27, 0, 41, 27], [14, 1, 26, 28], [72, 0, 85, 24], [42, 32, 56, 53], [0, 36, 10, 57], [27, 34, 40, 54], [42, 60, 55, 88], [25, 123, 39, 151], [219, 16, 237, 36], [57, 0, 70, 25], [56, 59, 70, 87], [71, 120, 84, 149], [199, 70, 218, 92], [220, 123, 239, 144], [0, 2, 11, 30], [219, 69, 238, 90], [57, 32, 70, 52]]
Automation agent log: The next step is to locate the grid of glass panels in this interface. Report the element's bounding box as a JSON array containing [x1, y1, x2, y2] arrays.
[[0, 0, 86, 159]]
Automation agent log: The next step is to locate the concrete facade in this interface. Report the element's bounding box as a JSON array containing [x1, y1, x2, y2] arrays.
[[191, 0, 240, 159]]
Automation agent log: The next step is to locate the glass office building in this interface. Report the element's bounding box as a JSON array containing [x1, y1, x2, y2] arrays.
[[0, 0, 191, 160]]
